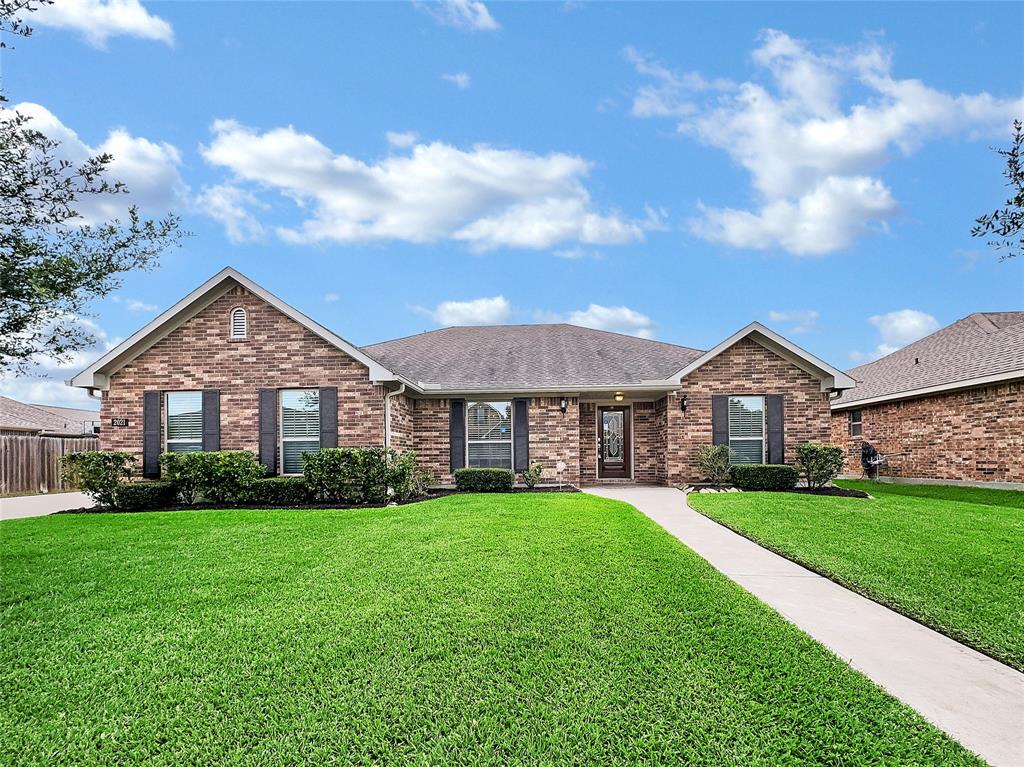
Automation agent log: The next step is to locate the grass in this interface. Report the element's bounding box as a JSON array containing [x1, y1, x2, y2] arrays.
[[688, 481, 1024, 671], [1, 494, 980, 766]]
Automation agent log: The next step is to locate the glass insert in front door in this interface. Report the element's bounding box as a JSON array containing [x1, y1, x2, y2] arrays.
[[602, 410, 624, 465]]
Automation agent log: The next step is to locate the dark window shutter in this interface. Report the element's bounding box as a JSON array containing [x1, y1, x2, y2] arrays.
[[202, 390, 220, 452], [142, 390, 161, 478], [513, 398, 529, 472], [319, 387, 338, 449], [711, 395, 729, 446], [259, 389, 278, 475], [449, 399, 465, 471], [766, 394, 784, 464]]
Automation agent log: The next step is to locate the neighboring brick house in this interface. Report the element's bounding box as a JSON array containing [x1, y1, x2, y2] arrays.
[[69, 268, 855, 486], [831, 312, 1024, 488]]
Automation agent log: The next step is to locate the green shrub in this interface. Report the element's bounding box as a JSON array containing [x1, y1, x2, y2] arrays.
[[112, 481, 177, 511], [729, 464, 799, 491], [241, 477, 311, 506], [694, 444, 731, 486], [159, 452, 199, 504], [454, 467, 515, 492], [167, 451, 266, 503], [303, 447, 428, 503], [521, 461, 544, 488], [796, 442, 846, 489], [60, 451, 135, 508]]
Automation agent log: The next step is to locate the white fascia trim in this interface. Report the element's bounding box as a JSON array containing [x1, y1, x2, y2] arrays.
[[412, 383, 680, 397], [830, 369, 1024, 410], [68, 267, 397, 390], [663, 322, 856, 392]]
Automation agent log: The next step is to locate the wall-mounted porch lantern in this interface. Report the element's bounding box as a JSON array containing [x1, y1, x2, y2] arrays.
[[679, 394, 688, 413], [559, 397, 568, 413], [614, 391, 624, 402]]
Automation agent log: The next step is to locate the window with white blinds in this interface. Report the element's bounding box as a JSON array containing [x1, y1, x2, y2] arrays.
[[230, 307, 247, 338], [728, 395, 765, 464], [280, 389, 320, 474], [466, 401, 513, 469], [165, 391, 203, 453]]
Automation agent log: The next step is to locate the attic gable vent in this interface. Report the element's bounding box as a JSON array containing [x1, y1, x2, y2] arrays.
[[230, 307, 247, 339]]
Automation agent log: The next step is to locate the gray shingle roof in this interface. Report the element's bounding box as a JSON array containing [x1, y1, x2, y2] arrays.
[[0, 396, 100, 434], [363, 324, 704, 390], [833, 312, 1024, 407]]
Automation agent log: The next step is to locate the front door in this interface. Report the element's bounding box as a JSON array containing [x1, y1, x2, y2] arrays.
[[598, 406, 631, 479]]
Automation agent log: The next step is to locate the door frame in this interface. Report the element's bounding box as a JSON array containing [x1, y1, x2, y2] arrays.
[[596, 404, 633, 480]]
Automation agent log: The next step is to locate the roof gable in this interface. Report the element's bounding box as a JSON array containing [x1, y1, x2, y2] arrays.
[[68, 268, 396, 390], [667, 322, 856, 392]]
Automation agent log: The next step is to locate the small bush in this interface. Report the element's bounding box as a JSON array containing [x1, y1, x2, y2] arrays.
[[387, 450, 433, 501], [241, 477, 310, 506], [729, 464, 799, 491], [167, 451, 266, 503], [112, 481, 177, 511], [695, 444, 731, 486], [521, 462, 544, 488], [303, 448, 428, 503], [796, 442, 846, 489], [60, 451, 135, 508], [159, 452, 199, 504], [454, 467, 515, 492]]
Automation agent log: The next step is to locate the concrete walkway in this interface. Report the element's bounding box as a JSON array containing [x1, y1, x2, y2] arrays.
[[587, 485, 1024, 767], [0, 491, 92, 520]]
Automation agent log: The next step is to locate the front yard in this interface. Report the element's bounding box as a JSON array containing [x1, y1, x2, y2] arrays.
[[688, 481, 1024, 670], [1, 494, 978, 766]]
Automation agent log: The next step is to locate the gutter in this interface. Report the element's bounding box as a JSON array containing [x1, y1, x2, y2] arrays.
[[383, 383, 406, 448]]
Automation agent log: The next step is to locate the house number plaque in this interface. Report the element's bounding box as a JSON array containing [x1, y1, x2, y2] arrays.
[[110, 418, 129, 427]]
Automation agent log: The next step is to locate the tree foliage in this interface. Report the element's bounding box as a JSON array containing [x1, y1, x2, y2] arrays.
[[972, 119, 1024, 260], [0, 0, 183, 374]]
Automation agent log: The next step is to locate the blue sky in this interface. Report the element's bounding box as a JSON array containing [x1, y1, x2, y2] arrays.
[[4, 0, 1023, 408]]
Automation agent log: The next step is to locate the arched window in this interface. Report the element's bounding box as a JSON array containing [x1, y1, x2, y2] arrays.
[[230, 307, 247, 339]]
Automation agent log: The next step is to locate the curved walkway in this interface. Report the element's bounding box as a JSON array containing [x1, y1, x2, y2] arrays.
[[586, 485, 1024, 767], [0, 491, 92, 520]]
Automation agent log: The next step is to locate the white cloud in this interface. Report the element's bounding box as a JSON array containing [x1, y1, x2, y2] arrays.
[[324, 292, 339, 303], [195, 183, 266, 244], [419, 296, 511, 326], [441, 72, 472, 89], [538, 304, 657, 339], [629, 30, 1023, 255], [10, 102, 187, 224], [110, 295, 158, 312], [421, 0, 499, 31], [0, 377, 100, 409], [849, 309, 940, 362], [553, 247, 604, 260], [768, 309, 819, 334], [33, 0, 174, 49], [386, 130, 419, 148], [200, 119, 647, 250]]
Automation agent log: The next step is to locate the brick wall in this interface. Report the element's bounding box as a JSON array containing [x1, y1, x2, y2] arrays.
[[412, 398, 452, 483], [579, 402, 596, 484], [831, 380, 1024, 483], [388, 392, 415, 452], [100, 285, 385, 472], [633, 400, 664, 483], [666, 337, 832, 485], [527, 397, 580, 486]]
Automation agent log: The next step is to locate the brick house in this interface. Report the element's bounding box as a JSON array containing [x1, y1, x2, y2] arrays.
[[831, 312, 1024, 488], [69, 268, 855, 486]]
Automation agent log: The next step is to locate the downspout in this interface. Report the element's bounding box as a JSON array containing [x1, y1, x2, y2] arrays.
[[383, 383, 406, 449]]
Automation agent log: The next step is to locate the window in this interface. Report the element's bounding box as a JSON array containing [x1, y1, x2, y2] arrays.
[[849, 410, 862, 437], [230, 307, 247, 339], [466, 401, 513, 469], [728, 395, 764, 464], [165, 391, 203, 453], [280, 389, 320, 475]]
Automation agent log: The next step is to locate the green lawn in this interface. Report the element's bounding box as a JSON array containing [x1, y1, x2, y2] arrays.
[[688, 481, 1024, 671], [1, 494, 979, 766]]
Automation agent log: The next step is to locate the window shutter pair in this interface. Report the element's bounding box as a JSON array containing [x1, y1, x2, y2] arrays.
[[710, 394, 784, 463], [257, 387, 337, 476], [142, 389, 220, 478], [448, 398, 530, 471]]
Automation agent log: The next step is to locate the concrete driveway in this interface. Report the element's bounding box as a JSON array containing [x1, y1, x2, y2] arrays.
[[587, 485, 1024, 767], [0, 491, 92, 520]]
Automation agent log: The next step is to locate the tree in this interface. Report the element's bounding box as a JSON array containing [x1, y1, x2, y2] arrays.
[[972, 119, 1024, 260], [0, 0, 184, 374]]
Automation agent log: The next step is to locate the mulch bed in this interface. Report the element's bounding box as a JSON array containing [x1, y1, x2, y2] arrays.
[[786, 486, 870, 498], [56, 486, 581, 514]]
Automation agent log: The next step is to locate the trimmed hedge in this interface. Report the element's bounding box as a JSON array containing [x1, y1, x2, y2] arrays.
[[795, 442, 845, 489], [729, 464, 799, 491], [112, 481, 177, 511], [302, 448, 431, 503], [454, 468, 515, 492], [241, 477, 311, 506], [60, 451, 135, 508], [160, 451, 266, 504]]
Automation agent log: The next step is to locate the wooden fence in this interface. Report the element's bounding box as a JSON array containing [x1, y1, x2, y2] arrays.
[[0, 435, 100, 495]]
